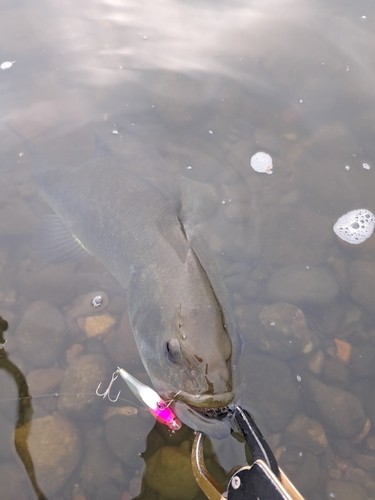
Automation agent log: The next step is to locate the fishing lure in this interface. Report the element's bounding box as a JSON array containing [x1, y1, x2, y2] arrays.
[[96, 367, 182, 431]]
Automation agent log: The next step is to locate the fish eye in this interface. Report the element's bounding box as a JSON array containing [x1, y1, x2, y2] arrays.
[[164, 339, 181, 363]]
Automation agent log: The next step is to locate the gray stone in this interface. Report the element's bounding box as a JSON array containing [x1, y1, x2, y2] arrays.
[[95, 483, 122, 500], [284, 414, 328, 455], [302, 377, 367, 438], [15, 300, 66, 368], [364, 386, 375, 428], [0, 461, 29, 500], [67, 291, 109, 318], [288, 124, 360, 215], [105, 413, 153, 468], [326, 479, 367, 500], [279, 449, 321, 496], [262, 207, 335, 268], [255, 302, 315, 359], [19, 262, 79, 306], [0, 258, 17, 309], [243, 353, 299, 432], [80, 432, 127, 489], [27, 367, 64, 396], [0, 413, 16, 460], [349, 259, 375, 313], [58, 353, 111, 418], [0, 198, 37, 235], [19, 261, 106, 307], [322, 357, 348, 385], [267, 264, 339, 305], [14, 413, 81, 497], [0, 368, 20, 420], [350, 344, 375, 379]]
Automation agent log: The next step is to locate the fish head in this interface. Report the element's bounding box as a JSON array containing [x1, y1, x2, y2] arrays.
[[152, 302, 238, 409]]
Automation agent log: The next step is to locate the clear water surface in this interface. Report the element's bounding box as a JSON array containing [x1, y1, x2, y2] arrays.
[[1, 0, 375, 499]]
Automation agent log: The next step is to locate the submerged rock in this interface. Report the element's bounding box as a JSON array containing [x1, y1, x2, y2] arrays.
[[0, 414, 15, 460], [15, 300, 66, 368], [0, 461, 29, 500], [27, 367, 64, 396], [279, 449, 321, 496], [19, 262, 78, 306], [283, 414, 328, 455], [255, 302, 314, 359], [267, 264, 339, 305], [349, 344, 375, 379], [67, 291, 110, 318], [80, 432, 127, 490], [58, 353, 111, 418], [105, 413, 153, 468], [82, 313, 116, 338], [14, 413, 81, 497], [144, 445, 200, 500], [349, 259, 375, 313], [243, 353, 299, 432], [0, 198, 36, 235], [302, 377, 367, 438], [326, 479, 367, 500]]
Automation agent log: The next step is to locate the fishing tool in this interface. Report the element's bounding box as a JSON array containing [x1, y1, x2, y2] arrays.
[[191, 405, 305, 500], [96, 367, 182, 431]]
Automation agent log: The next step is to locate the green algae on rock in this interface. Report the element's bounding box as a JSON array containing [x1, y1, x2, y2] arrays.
[[144, 445, 200, 500]]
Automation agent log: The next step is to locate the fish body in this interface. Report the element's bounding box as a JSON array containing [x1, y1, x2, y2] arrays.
[[27, 141, 242, 412]]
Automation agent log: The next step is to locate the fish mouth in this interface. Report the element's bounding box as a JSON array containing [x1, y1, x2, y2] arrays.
[[174, 389, 235, 409]]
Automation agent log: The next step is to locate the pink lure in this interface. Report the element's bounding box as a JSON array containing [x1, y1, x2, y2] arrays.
[[117, 367, 182, 431]]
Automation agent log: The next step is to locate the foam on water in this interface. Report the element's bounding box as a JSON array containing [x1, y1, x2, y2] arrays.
[[333, 209, 375, 244], [250, 152, 273, 174]]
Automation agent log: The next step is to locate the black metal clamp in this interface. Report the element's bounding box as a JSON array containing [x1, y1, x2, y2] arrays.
[[191, 405, 305, 500]]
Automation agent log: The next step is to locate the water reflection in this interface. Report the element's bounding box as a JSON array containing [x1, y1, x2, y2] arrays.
[[0, 316, 47, 499], [1, 0, 375, 498]]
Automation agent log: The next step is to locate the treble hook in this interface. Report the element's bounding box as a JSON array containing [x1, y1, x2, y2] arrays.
[[161, 390, 182, 409], [96, 369, 121, 402]]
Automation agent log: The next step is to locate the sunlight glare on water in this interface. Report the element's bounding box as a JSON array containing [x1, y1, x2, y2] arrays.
[[1, 0, 375, 499]]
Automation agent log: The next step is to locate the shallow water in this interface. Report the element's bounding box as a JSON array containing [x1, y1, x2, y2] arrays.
[[1, 0, 375, 499]]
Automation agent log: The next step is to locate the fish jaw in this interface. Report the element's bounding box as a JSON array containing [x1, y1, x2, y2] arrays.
[[159, 386, 236, 409], [177, 390, 235, 408]]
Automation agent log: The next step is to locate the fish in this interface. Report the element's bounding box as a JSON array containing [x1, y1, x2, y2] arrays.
[[17, 130, 242, 434]]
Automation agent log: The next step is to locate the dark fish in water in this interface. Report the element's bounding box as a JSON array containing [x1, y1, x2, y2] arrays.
[[18, 131, 242, 435]]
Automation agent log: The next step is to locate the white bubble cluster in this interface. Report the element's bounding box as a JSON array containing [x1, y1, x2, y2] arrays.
[[1, 61, 15, 70], [250, 152, 273, 174], [333, 209, 375, 244]]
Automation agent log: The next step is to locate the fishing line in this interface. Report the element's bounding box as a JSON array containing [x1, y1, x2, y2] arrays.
[[0, 391, 143, 409]]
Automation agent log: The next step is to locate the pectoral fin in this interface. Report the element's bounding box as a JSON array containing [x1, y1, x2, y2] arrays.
[[33, 214, 91, 264]]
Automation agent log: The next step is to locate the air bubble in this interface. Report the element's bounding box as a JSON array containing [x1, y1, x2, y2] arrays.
[[250, 152, 273, 174], [333, 209, 375, 244], [1, 61, 15, 70]]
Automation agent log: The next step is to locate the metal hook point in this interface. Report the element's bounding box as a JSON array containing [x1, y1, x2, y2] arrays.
[[95, 371, 121, 402], [163, 389, 182, 408]]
